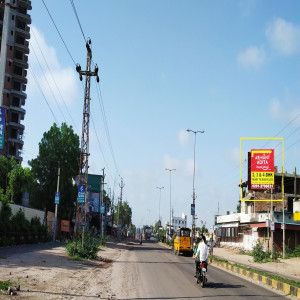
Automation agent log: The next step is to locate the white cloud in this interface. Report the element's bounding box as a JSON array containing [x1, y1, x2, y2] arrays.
[[28, 25, 79, 106], [178, 129, 189, 147], [266, 18, 300, 55], [237, 46, 266, 69], [270, 97, 300, 126], [228, 147, 240, 165], [163, 155, 199, 177]]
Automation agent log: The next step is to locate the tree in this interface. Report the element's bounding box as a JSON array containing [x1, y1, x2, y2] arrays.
[[237, 202, 241, 213], [115, 201, 132, 228], [29, 123, 80, 220], [0, 156, 35, 203]]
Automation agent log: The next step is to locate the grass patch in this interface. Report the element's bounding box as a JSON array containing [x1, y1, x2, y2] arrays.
[[0, 280, 11, 290], [210, 256, 300, 289]]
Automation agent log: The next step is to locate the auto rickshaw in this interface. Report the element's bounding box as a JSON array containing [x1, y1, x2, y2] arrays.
[[173, 227, 193, 256]]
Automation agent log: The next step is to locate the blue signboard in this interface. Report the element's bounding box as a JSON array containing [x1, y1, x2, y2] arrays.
[[78, 184, 86, 204], [191, 204, 195, 215], [54, 192, 60, 204], [100, 202, 105, 214], [0, 107, 6, 150]]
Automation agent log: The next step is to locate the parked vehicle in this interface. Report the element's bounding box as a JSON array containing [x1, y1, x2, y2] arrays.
[[150, 235, 156, 242], [195, 260, 207, 287], [173, 227, 193, 256], [144, 226, 151, 240]]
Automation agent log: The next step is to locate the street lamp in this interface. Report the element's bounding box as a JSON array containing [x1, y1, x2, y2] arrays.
[[165, 168, 176, 238], [186, 129, 204, 246], [156, 186, 164, 226]]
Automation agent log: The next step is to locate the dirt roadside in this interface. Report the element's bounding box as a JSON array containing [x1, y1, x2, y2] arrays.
[[0, 239, 135, 300]]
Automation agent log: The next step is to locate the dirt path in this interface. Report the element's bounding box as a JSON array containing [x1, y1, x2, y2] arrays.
[[0, 240, 134, 299]]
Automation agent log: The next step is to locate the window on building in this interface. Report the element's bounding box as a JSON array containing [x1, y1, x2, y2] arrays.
[[12, 97, 20, 107], [15, 50, 23, 60], [14, 65, 23, 76], [11, 112, 19, 123], [16, 19, 26, 30], [11, 128, 18, 139], [13, 81, 21, 91], [15, 35, 25, 45]]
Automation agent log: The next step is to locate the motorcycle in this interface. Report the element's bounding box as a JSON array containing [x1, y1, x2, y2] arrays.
[[195, 260, 207, 287]]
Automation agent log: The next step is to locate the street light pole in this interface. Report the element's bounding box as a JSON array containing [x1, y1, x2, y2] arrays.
[[156, 186, 164, 226], [165, 168, 176, 238], [186, 129, 204, 246]]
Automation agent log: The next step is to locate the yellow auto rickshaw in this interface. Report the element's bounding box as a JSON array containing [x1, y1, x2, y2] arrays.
[[173, 227, 192, 256]]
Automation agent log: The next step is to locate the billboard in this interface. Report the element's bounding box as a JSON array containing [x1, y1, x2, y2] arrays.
[[250, 149, 274, 189], [0, 107, 6, 150]]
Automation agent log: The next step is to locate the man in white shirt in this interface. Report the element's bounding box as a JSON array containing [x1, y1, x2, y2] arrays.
[[194, 235, 208, 276]]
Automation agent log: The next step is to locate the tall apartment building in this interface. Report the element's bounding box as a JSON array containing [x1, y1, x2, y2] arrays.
[[0, 0, 32, 161]]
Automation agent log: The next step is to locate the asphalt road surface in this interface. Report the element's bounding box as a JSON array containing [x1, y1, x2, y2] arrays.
[[118, 240, 288, 300]]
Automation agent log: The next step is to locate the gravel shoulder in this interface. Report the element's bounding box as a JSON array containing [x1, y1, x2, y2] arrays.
[[0, 239, 135, 299]]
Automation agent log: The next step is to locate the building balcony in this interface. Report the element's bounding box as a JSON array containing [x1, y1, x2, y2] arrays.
[[19, 0, 32, 10], [14, 27, 30, 40], [14, 43, 29, 54], [11, 89, 26, 99], [15, 11, 31, 24], [10, 105, 26, 115], [7, 137, 24, 148], [7, 121, 25, 131], [11, 73, 28, 84]]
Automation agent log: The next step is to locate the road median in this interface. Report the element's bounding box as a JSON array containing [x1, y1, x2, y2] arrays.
[[209, 255, 300, 298]]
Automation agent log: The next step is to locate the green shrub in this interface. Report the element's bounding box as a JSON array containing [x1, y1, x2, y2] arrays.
[[66, 231, 108, 259], [294, 245, 300, 257], [252, 240, 265, 262]]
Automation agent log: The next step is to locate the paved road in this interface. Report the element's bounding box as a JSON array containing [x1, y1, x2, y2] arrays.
[[117, 240, 288, 300]]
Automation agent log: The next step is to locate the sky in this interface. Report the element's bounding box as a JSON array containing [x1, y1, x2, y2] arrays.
[[21, 0, 300, 230]]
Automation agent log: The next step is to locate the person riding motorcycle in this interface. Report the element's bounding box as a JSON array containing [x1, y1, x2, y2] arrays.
[[194, 235, 208, 277]]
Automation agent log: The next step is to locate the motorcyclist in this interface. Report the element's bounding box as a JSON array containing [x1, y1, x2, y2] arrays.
[[194, 235, 208, 277], [140, 233, 143, 244]]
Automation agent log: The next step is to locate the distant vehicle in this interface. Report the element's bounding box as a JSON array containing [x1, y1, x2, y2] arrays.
[[150, 235, 156, 242], [144, 226, 151, 240], [173, 227, 192, 256]]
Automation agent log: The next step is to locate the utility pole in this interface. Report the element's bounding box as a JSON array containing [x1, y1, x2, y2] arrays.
[[53, 167, 60, 242], [165, 168, 176, 238], [271, 188, 274, 258], [117, 178, 125, 234], [282, 166, 286, 259], [74, 39, 99, 237], [101, 168, 106, 237], [156, 186, 164, 226], [119, 178, 125, 204]]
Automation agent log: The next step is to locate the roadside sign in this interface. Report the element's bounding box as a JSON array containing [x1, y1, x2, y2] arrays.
[[54, 192, 60, 204], [191, 204, 195, 215], [0, 107, 6, 150], [100, 202, 105, 214], [271, 221, 275, 232], [78, 184, 86, 204], [250, 149, 274, 190]]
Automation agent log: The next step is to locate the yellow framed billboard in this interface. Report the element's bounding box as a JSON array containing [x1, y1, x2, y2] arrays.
[[240, 137, 284, 202]]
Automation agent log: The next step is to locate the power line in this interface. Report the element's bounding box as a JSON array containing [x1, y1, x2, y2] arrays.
[[30, 41, 67, 122], [94, 78, 121, 177], [31, 27, 79, 133], [41, 0, 76, 65], [29, 67, 58, 123], [69, 0, 86, 43]]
